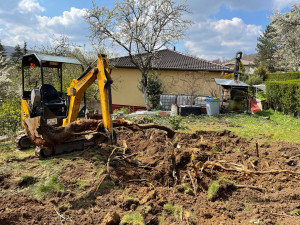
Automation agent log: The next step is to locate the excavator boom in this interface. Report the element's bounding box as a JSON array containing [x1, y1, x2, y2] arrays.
[[64, 53, 114, 141]]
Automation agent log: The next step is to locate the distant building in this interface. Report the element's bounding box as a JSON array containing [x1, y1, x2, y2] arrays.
[[222, 59, 256, 74]]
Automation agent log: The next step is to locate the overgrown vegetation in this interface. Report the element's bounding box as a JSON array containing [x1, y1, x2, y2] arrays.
[[266, 80, 300, 116]]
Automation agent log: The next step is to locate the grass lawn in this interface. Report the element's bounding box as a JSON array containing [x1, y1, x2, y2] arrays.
[[140, 109, 300, 144]]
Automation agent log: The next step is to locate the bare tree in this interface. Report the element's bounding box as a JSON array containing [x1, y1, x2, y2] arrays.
[[85, 0, 192, 109]]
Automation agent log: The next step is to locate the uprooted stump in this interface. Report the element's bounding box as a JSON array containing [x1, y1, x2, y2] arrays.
[[23, 117, 175, 148]]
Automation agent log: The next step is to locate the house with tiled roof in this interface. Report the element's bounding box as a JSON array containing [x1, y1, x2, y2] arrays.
[[110, 49, 233, 110], [223, 59, 256, 74]]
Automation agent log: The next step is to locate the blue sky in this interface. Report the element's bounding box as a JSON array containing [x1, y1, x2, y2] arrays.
[[0, 0, 298, 60]]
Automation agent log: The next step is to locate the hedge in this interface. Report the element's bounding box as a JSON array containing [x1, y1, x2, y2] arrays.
[[265, 72, 300, 81], [266, 80, 300, 116]]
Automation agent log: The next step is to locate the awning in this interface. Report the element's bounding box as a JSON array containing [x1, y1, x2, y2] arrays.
[[253, 84, 266, 92], [214, 78, 250, 87]]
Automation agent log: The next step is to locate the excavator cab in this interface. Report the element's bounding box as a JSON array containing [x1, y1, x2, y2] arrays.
[[21, 54, 86, 126]]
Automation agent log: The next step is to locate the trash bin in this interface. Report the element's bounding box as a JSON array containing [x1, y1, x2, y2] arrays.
[[205, 98, 220, 116]]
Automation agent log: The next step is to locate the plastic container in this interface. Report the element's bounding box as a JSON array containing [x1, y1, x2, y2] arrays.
[[177, 95, 193, 106], [205, 98, 220, 116], [160, 94, 177, 110]]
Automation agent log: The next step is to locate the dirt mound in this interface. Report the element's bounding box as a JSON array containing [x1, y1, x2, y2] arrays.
[[0, 128, 299, 224], [0, 195, 56, 225]]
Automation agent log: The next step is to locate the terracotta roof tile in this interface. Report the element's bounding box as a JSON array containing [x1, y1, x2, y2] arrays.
[[111, 49, 233, 72]]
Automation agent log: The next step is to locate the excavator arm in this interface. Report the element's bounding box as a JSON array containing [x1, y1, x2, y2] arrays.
[[63, 54, 115, 142]]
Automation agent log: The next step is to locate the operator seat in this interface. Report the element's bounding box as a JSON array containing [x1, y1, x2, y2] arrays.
[[40, 84, 64, 106], [40, 84, 66, 117]]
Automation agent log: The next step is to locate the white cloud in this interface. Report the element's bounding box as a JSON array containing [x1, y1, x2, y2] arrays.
[[41, 7, 86, 27], [0, 1, 89, 48], [0, 0, 296, 60], [184, 18, 262, 60], [18, 0, 45, 13], [37, 7, 88, 39]]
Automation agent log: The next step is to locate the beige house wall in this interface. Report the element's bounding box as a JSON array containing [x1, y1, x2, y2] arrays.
[[111, 68, 225, 107]]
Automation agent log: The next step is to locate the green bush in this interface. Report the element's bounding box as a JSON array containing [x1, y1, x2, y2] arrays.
[[265, 72, 300, 81], [245, 75, 263, 86], [253, 65, 267, 81], [168, 116, 183, 130], [146, 73, 163, 108], [0, 98, 21, 136], [266, 80, 300, 116]]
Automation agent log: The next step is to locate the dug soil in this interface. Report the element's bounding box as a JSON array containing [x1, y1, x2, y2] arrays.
[[0, 128, 299, 224]]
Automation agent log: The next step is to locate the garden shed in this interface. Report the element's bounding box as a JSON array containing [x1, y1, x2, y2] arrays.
[[214, 78, 250, 112]]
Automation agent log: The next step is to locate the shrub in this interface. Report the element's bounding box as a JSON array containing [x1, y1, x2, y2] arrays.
[[138, 72, 163, 109], [245, 75, 263, 86], [253, 66, 267, 81], [168, 116, 183, 130], [265, 72, 300, 81], [266, 80, 300, 116], [146, 73, 163, 108], [0, 98, 21, 136]]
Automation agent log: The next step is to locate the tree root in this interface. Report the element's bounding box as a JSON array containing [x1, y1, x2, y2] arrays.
[[200, 160, 300, 175], [24, 117, 175, 148]]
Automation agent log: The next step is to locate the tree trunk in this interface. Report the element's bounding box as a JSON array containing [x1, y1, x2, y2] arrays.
[[141, 71, 151, 110], [143, 87, 151, 110]]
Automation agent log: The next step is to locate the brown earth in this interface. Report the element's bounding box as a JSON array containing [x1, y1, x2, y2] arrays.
[[0, 128, 299, 225]]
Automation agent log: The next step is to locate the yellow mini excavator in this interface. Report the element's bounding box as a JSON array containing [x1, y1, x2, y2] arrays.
[[16, 53, 115, 157]]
